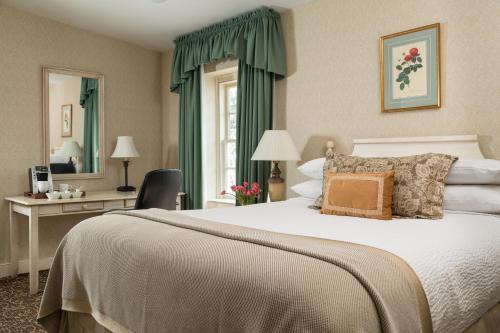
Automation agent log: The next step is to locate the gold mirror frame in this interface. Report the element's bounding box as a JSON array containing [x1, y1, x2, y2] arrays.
[[42, 66, 105, 180]]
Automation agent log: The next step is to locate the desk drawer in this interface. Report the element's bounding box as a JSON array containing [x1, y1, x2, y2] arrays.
[[104, 200, 125, 210], [63, 201, 104, 213], [125, 199, 136, 208], [39, 205, 62, 216]]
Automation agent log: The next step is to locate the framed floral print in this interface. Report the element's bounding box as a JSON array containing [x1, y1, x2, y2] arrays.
[[380, 23, 441, 113], [61, 104, 72, 137]]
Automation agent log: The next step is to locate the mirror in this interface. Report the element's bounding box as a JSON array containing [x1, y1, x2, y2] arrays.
[[43, 67, 104, 179]]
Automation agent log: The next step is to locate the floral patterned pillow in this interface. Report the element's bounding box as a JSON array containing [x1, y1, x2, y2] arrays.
[[313, 153, 458, 219]]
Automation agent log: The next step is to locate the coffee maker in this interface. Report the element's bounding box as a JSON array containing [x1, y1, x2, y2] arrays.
[[29, 166, 54, 194]]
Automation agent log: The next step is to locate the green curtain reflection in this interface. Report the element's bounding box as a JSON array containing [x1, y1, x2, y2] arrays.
[[80, 78, 99, 173]]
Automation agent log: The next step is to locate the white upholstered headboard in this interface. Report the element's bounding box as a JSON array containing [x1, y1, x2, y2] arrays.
[[346, 135, 484, 160]]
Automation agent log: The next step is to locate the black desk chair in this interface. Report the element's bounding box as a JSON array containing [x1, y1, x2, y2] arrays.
[[50, 163, 76, 174], [134, 169, 182, 210]]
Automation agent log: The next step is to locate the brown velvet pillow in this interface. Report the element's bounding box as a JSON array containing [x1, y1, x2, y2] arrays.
[[321, 171, 395, 220], [314, 153, 458, 219]]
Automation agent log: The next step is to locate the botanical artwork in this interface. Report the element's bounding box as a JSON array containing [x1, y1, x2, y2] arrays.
[[61, 104, 72, 137], [392, 41, 427, 99], [381, 24, 440, 112], [395, 46, 423, 91]]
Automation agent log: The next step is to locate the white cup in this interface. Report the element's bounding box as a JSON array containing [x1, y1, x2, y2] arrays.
[[37, 181, 50, 193], [59, 184, 70, 192]]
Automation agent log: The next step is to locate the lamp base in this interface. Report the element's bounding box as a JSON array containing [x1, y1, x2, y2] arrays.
[[268, 179, 285, 202], [268, 161, 285, 202], [116, 185, 136, 192]]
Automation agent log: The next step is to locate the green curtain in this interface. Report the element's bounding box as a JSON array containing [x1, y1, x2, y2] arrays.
[[80, 78, 99, 173], [170, 7, 286, 209], [236, 62, 273, 202], [178, 68, 202, 209]]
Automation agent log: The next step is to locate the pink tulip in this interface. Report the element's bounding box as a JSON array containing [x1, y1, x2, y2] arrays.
[[230, 185, 237, 192], [243, 181, 249, 187], [220, 190, 226, 195], [246, 190, 252, 196]]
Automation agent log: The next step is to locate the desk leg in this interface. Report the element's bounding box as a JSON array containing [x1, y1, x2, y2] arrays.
[[29, 206, 39, 295], [9, 203, 19, 278]]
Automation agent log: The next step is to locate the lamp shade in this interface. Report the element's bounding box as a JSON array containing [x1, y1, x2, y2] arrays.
[[251, 130, 301, 161], [60, 140, 82, 157], [111, 136, 140, 158]]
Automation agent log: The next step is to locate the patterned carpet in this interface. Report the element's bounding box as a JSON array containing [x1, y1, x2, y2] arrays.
[[0, 271, 48, 333]]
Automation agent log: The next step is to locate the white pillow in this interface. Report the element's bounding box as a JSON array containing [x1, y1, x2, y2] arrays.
[[297, 157, 326, 179], [290, 180, 322, 199], [446, 159, 500, 185], [444, 185, 500, 214], [297, 157, 500, 184]]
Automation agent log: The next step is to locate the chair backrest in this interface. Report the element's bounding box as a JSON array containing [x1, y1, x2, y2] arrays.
[[135, 169, 182, 210], [50, 163, 76, 174]]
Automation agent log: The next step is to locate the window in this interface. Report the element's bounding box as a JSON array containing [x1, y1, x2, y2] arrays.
[[218, 81, 237, 194], [200, 62, 238, 206]]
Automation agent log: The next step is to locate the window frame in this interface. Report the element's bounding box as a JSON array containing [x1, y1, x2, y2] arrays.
[[215, 76, 237, 198]]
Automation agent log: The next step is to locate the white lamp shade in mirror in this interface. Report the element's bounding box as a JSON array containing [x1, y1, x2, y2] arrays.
[[60, 140, 82, 157], [251, 130, 301, 161], [111, 136, 140, 159]]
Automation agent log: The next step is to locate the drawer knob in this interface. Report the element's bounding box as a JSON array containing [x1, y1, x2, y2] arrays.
[[82, 204, 88, 209]]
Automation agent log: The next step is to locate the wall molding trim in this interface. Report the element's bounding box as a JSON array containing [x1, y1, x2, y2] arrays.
[[0, 257, 53, 279]]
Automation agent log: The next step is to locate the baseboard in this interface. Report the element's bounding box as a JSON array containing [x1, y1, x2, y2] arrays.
[[0, 257, 54, 279]]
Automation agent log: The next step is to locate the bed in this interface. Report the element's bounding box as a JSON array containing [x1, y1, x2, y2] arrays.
[[38, 135, 500, 333]]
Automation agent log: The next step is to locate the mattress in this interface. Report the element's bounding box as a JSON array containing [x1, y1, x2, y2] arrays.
[[183, 198, 500, 333]]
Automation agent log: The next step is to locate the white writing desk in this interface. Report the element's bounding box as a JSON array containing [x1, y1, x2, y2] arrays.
[[5, 190, 184, 294]]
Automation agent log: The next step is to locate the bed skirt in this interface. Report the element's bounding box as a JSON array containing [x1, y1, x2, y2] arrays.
[[465, 302, 500, 333], [41, 301, 500, 333]]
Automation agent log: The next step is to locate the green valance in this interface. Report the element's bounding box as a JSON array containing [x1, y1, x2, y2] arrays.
[[80, 78, 98, 108], [170, 7, 286, 92]]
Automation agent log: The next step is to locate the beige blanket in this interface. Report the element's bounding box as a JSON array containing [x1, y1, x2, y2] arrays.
[[38, 209, 432, 333]]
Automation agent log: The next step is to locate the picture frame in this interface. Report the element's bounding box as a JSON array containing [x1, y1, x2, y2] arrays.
[[61, 104, 72, 137], [380, 23, 441, 113]]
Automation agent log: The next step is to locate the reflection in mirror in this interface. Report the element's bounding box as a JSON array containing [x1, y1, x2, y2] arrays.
[[43, 67, 104, 179]]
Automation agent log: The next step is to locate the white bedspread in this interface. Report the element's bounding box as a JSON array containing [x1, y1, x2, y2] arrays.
[[183, 198, 500, 333]]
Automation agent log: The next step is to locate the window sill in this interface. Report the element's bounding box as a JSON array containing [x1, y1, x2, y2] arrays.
[[206, 198, 235, 209], [210, 198, 235, 204]]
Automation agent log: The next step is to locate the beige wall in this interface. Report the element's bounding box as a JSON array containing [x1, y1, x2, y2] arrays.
[[0, 6, 162, 266], [277, 0, 500, 196], [158, 0, 500, 199], [160, 0, 500, 198], [161, 48, 180, 168]]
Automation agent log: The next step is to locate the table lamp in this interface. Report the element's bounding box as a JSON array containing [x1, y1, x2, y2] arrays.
[[111, 136, 140, 192], [60, 140, 83, 172], [251, 130, 301, 202]]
